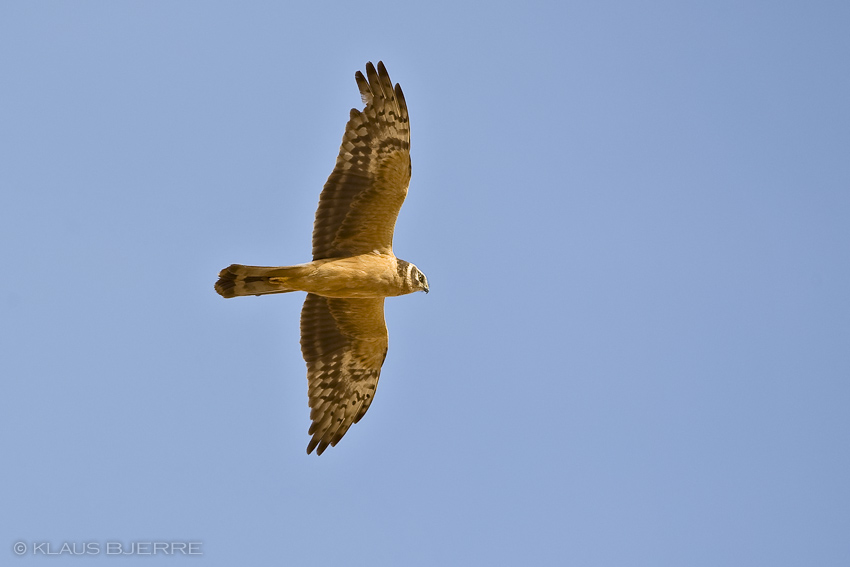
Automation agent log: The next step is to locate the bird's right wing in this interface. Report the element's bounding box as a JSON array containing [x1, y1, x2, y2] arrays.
[[311, 61, 411, 260]]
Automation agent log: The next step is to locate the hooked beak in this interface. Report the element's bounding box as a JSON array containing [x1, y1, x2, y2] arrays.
[[423, 284, 429, 294]]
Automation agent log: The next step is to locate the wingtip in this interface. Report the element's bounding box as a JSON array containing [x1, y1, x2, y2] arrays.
[[306, 437, 318, 455], [306, 434, 330, 456]]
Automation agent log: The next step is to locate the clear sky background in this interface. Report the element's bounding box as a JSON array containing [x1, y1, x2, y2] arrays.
[[2, 2, 849, 565]]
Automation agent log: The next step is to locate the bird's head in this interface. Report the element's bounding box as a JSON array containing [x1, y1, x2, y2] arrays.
[[401, 261, 429, 294], [414, 266, 429, 294]]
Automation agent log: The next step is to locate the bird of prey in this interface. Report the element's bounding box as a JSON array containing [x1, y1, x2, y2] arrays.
[[215, 62, 428, 455]]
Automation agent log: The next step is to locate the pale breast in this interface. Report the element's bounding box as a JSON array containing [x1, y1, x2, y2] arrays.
[[305, 254, 403, 298]]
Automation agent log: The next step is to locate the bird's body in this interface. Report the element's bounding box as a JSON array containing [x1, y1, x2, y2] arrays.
[[217, 254, 423, 299], [215, 62, 428, 455]]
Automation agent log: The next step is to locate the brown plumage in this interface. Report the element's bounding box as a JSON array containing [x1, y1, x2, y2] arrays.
[[215, 62, 428, 455]]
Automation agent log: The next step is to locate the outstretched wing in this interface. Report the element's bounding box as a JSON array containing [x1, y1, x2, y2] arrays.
[[312, 61, 411, 260], [300, 293, 389, 455]]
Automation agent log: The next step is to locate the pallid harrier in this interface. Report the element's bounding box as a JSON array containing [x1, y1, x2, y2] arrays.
[[215, 62, 428, 455]]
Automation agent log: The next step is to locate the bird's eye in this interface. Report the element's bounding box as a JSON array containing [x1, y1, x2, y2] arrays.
[[418, 274, 424, 282]]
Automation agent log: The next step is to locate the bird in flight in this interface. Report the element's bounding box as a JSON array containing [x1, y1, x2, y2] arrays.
[[215, 62, 428, 455]]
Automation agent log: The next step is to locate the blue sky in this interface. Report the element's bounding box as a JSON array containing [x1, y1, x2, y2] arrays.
[[2, 1, 849, 565]]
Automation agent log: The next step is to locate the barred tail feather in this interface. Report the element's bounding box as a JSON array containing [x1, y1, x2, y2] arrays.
[[215, 264, 311, 298]]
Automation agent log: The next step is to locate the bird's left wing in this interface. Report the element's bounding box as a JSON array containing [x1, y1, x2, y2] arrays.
[[299, 293, 389, 454]]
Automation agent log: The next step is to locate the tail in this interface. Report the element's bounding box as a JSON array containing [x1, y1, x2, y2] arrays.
[[215, 264, 312, 298]]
